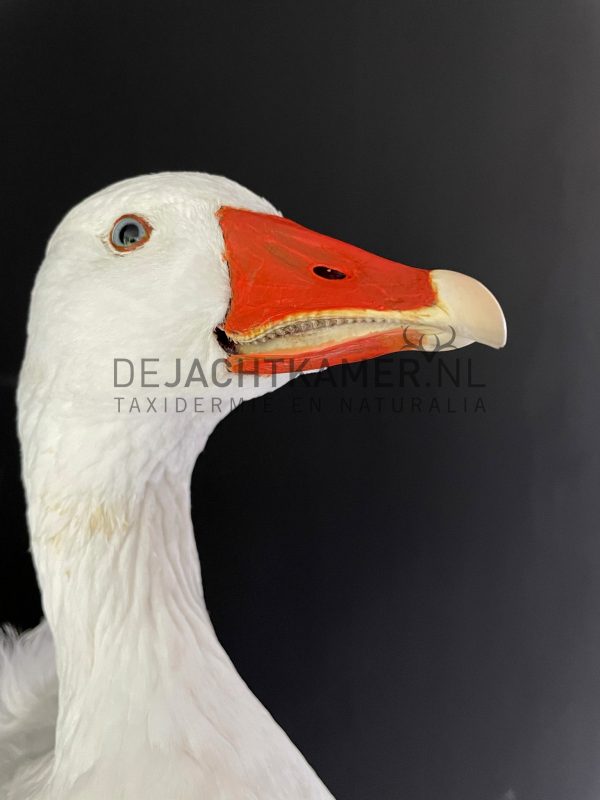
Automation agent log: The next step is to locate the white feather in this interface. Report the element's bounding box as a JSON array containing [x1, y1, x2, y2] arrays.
[[2, 174, 332, 799], [0, 622, 56, 798]]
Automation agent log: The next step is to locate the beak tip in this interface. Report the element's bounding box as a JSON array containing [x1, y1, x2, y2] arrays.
[[431, 269, 507, 351]]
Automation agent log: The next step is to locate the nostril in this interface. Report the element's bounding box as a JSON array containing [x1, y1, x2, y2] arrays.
[[313, 265, 347, 280]]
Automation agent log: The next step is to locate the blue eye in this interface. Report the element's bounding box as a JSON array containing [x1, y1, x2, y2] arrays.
[[110, 215, 151, 250]]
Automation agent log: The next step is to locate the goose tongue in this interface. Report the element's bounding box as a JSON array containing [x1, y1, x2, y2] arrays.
[[217, 206, 506, 374]]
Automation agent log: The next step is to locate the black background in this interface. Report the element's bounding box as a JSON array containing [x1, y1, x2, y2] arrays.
[[1, 2, 599, 799]]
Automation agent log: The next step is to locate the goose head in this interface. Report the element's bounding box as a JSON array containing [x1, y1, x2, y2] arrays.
[[18, 172, 506, 501]]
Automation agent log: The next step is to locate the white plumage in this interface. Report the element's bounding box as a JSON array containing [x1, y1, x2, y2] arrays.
[[1, 174, 333, 799], [0, 623, 56, 793], [0, 172, 505, 799]]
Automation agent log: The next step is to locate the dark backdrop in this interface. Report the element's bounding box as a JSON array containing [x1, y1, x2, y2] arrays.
[[1, 2, 599, 799]]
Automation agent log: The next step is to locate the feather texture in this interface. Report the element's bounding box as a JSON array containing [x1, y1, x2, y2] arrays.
[[2, 174, 332, 798], [0, 622, 56, 798]]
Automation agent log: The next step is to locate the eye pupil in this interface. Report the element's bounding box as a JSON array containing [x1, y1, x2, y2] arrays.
[[313, 265, 347, 280], [119, 223, 141, 245]]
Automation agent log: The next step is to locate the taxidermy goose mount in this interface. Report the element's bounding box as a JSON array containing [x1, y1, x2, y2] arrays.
[[0, 173, 506, 799]]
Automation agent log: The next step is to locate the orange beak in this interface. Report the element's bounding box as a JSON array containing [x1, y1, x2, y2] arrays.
[[217, 207, 506, 374]]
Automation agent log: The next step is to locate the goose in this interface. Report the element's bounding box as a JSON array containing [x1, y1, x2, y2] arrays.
[[0, 172, 506, 800]]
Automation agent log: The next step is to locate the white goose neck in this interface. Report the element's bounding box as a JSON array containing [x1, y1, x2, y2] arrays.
[[16, 372, 327, 798], [23, 416, 232, 789]]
